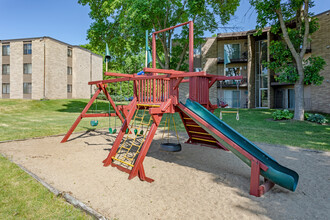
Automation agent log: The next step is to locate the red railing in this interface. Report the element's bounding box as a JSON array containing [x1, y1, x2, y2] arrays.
[[136, 78, 170, 103]]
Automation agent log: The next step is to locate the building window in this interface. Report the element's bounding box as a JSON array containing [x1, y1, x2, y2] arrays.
[[67, 84, 72, 93], [67, 48, 72, 57], [2, 64, 10, 75], [67, 66, 72, 75], [2, 83, 10, 94], [224, 44, 240, 59], [23, 83, 32, 94], [2, 45, 10, 56], [23, 43, 32, 54], [224, 90, 240, 108], [23, 63, 32, 74], [194, 45, 201, 55], [288, 89, 295, 109]]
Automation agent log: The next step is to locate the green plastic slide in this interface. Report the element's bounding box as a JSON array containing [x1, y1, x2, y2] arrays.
[[179, 99, 299, 191]]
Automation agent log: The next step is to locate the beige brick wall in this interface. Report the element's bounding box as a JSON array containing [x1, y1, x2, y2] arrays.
[[92, 54, 102, 81], [72, 47, 91, 99], [309, 12, 330, 113], [32, 39, 45, 99], [10, 41, 23, 99], [179, 82, 189, 103], [45, 38, 67, 99], [202, 37, 218, 75]]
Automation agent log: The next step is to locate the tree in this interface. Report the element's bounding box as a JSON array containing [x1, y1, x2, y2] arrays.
[[78, 0, 240, 71], [250, 0, 326, 120]]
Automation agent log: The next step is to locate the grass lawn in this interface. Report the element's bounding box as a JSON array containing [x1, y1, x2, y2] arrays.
[[0, 155, 92, 219], [0, 99, 329, 150]]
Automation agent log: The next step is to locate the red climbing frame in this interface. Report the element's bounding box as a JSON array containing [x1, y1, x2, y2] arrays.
[[62, 21, 274, 197]]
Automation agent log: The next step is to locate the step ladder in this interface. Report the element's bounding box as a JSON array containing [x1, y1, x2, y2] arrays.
[[179, 111, 228, 151]]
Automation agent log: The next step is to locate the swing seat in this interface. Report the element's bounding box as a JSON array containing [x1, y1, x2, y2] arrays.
[[112, 129, 117, 134], [90, 120, 98, 127], [160, 143, 182, 152]]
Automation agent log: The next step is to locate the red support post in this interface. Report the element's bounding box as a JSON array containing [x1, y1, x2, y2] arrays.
[[152, 33, 156, 68], [250, 159, 261, 197]]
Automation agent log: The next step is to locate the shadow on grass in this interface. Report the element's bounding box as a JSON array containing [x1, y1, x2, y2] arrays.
[[57, 100, 114, 113]]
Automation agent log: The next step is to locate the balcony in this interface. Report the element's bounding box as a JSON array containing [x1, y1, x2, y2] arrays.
[[217, 57, 248, 64], [217, 77, 248, 88], [217, 51, 248, 64]]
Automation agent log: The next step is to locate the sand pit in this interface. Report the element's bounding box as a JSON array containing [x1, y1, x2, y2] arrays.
[[0, 130, 329, 219]]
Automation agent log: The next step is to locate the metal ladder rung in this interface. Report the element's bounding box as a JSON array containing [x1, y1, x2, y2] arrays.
[[135, 116, 144, 119], [192, 137, 217, 143], [184, 117, 192, 120], [112, 157, 134, 167]]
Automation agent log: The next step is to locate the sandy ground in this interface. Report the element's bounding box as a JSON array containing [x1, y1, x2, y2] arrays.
[[0, 130, 329, 220]]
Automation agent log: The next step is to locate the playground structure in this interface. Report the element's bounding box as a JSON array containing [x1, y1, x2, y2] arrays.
[[61, 21, 298, 197]]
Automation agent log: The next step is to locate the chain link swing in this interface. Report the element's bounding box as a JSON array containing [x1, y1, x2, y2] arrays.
[[160, 114, 181, 152]]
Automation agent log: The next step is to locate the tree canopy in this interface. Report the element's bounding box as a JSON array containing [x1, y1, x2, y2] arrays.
[[250, 0, 326, 120], [78, 0, 240, 71]]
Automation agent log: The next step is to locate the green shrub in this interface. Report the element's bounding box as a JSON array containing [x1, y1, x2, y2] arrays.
[[272, 109, 294, 120], [306, 113, 328, 124]]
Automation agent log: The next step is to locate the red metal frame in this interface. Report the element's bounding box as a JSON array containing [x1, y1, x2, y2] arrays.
[[60, 83, 124, 143], [62, 21, 274, 197]]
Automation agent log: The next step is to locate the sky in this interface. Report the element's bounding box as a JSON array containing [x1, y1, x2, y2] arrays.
[[0, 0, 329, 46]]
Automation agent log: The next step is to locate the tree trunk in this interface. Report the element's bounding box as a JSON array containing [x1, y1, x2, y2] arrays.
[[294, 62, 305, 120]]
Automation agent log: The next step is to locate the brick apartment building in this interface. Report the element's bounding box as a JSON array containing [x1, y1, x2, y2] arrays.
[[187, 9, 330, 113], [0, 37, 102, 100]]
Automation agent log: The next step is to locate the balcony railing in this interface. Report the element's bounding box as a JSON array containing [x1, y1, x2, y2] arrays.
[[217, 77, 247, 87]]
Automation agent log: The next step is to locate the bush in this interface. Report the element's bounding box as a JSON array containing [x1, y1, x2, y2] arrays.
[[272, 109, 294, 120], [306, 113, 328, 124]]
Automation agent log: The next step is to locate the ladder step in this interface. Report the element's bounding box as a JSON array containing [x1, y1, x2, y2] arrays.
[[184, 117, 192, 120], [137, 104, 160, 107], [189, 131, 211, 136], [186, 124, 201, 128], [131, 143, 141, 147], [112, 157, 134, 167], [192, 137, 217, 143]]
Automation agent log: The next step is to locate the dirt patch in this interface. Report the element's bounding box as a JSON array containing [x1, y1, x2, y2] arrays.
[[0, 130, 329, 220]]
